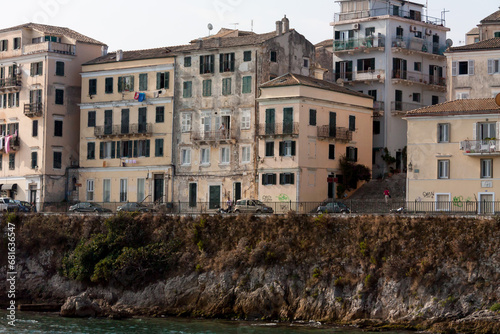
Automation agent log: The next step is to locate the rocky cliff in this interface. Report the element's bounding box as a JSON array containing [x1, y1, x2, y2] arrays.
[[0, 213, 499, 333]]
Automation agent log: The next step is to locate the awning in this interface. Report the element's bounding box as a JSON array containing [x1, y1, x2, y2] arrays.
[[1, 184, 17, 191]]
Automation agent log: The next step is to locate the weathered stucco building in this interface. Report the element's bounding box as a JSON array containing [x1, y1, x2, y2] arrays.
[[0, 23, 105, 207]]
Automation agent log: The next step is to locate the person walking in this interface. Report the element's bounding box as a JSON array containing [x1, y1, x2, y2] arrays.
[[226, 197, 233, 212], [384, 188, 390, 203]]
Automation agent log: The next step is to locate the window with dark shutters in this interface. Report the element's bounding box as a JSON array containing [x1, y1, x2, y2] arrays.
[[220, 53, 235, 72], [31, 152, 37, 169], [279, 173, 295, 185], [54, 120, 63, 137], [105, 77, 113, 94], [349, 115, 356, 131], [32, 120, 38, 137], [189, 183, 197, 207], [139, 73, 148, 91], [309, 109, 316, 126], [88, 111, 96, 127], [88, 142, 95, 160], [329, 144, 335, 160], [88, 79, 97, 96], [265, 142, 274, 157], [156, 72, 170, 89]]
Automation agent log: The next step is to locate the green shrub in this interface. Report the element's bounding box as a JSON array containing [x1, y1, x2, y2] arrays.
[[312, 268, 322, 279], [490, 303, 500, 312]]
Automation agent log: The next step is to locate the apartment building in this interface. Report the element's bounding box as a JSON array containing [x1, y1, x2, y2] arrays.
[[445, 38, 500, 100], [405, 98, 500, 213], [331, 0, 449, 177], [78, 50, 175, 204], [466, 8, 500, 45], [172, 17, 315, 210], [0, 23, 105, 205], [257, 73, 373, 206]]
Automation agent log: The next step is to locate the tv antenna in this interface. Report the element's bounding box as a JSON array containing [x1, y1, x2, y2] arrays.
[[229, 22, 239, 30], [208, 23, 213, 36]]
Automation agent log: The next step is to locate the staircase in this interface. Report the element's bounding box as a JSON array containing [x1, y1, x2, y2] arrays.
[[349, 173, 406, 201]]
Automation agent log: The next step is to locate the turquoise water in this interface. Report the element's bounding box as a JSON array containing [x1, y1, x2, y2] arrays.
[[0, 311, 414, 334]]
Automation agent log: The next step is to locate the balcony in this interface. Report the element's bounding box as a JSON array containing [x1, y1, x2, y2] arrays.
[[191, 128, 239, 143], [0, 75, 21, 91], [0, 135, 20, 153], [335, 70, 386, 84], [392, 37, 447, 57], [460, 140, 500, 156], [23, 41, 76, 56], [24, 103, 43, 117], [317, 126, 353, 142], [334, 7, 444, 26], [390, 101, 423, 115], [373, 101, 385, 117], [333, 36, 385, 53], [94, 123, 153, 138], [258, 122, 299, 137], [392, 70, 446, 91]]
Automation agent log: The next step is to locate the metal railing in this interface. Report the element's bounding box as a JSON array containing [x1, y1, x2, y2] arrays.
[[23, 41, 76, 55], [460, 140, 500, 154], [0, 75, 21, 90], [258, 122, 299, 136], [94, 123, 153, 138], [392, 37, 447, 56], [317, 126, 353, 141], [391, 70, 446, 87], [333, 36, 386, 51], [0, 135, 20, 153], [334, 70, 385, 83], [190, 128, 238, 142], [24, 103, 43, 117], [14, 200, 500, 215], [390, 101, 423, 114], [335, 7, 444, 26]]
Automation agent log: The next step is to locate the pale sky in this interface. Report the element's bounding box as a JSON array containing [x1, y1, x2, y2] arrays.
[[1, 0, 498, 51]]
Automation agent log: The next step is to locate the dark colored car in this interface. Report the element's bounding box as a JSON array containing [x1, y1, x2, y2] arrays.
[[316, 201, 350, 214], [13, 200, 35, 212], [117, 202, 154, 213], [69, 202, 112, 213]]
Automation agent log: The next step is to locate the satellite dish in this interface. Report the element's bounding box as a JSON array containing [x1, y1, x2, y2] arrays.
[[336, 78, 345, 85], [446, 39, 453, 47], [495, 93, 500, 107], [208, 23, 213, 31]]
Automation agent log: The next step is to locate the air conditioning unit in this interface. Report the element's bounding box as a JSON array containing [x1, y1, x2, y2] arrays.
[[410, 25, 417, 32], [425, 28, 432, 36], [353, 23, 360, 30]]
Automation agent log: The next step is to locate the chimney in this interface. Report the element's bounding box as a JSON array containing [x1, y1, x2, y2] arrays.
[[197, 38, 203, 49], [276, 20, 283, 36], [282, 15, 290, 33], [116, 49, 123, 61], [101, 45, 108, 57], [314, 68, 327, 81]]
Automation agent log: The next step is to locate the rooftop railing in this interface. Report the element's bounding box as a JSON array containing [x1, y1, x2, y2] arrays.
[[23, 41, 76, 55], [335, 7, 444, 26], [333, 35, 386, 51]]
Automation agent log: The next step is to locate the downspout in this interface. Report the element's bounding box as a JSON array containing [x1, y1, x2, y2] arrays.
[[254, 49, 259, 199], [42, 54, 48, 204], [169, 57, 177, 203]]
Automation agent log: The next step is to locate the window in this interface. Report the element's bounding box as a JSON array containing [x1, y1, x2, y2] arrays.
[[219, 53, 235, 72], [100, 141, 115, 159], [0, 154, 2, 170], [438, 160, 450, 179], [0, 40, 7, 51], [139, 73, 148, 91], [279, 141, 296, 157], [242, 76, 252, 94], [8, 153, 15, 170], [105, 77, 113, 94], [55, 89, 64, 105], [189, 183, 197, 207], [86, 180, 94, 201], [88, 79, 97, 96], [118, 75, 134, 92], [32, 120, 38, 137], [54, 120, 63, 137], [119, 140, 133, 158], [53, 151, 62, 169], [87, 142, 95, 160], [88, 111, 96, 127], [309, 109, 316, 126], [415, 31, 422, 38], [136, 178, 145, 202], [265, 142, 274, 157], [242, 146, 251, 164], [13, 38, 21, 50], [184, 57, 191, 67], [241, 110, 251, 129], [481, 159, 493, 178], [202, 79, 212, 97], [120, 179, 128, 202], [30, 62, 43, 76], [412, 93, 421, 103], [222, 78, 232, 95], [365, 27, 375, 36], [31, 152, 38, 169], [55, 61, 64, 76], [357, 58, 375, 72], [414, 62, 422, 71], [156, 72, 169, 89], [346, 146, 358, 162], [438, 123, 449, 143], [243, 50, 252, 61], [201, 148, 210, 165], [349, 115, 356, 131], [488, 59, 500, 74], [181, 113, 192, 132], [155, 138, 164, 157], [220, 147, 230, 164], [279, 173, 295, 185], [200, 55, 215, 74], [121, 109, 131, 134], [156, 106, 165, 123], [270, 51, 277, 62], [181, 148, 191, 165], [103, 179, 111, 203], [262, 173, 277, 185], [452, 60, 474, 76], [432, 96, 439, 105], [478, 122, 496, 140], [396, 26, 404, 39], [329, 144, 335, 160], [303, 58, 310, 68], [183, 81, 192, 98], [133, 139, 150, 157], [373, 120, 381, 135]]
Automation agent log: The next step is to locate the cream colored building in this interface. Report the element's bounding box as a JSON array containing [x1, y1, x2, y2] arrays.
[[406, 98, 500, 213], [0, 23, 105, 206], [257, 73, 373, 209], [78, 51, 175, 205], [466, 8, 500, 45]]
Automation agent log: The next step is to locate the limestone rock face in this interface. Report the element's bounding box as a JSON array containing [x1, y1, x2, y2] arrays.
[[60, 292, 103, 317]]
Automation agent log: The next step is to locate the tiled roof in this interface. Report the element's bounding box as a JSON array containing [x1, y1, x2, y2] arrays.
[[466, 27, 479, 35], [447, 38, 500, 52], [85, 30, 280, 65], [406, 98, 500, 117], [481, 9, 500, 23], [260, 73, 371, 98], [0, 23, 105, 45], [315, 39, 333, 48]]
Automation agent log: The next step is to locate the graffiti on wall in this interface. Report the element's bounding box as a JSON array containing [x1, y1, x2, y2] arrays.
[[422, 192, 434, 199], [262, 195, 272, 202], [278, 194, 290, 202], [452, 196, 472, 207]]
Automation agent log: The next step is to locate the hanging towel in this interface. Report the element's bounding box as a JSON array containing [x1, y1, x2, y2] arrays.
[[134, 92, 140, 100], [138, 93, 145, 102], [0, 136, 3, 151], [5, 135, 11, 154]]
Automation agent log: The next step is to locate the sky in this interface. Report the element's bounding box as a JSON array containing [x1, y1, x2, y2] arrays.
[[1, 0, 499, 51]]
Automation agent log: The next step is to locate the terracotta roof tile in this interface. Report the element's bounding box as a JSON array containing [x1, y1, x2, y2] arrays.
[[481, 9, 500, 23], [315, 39, 333, 48], [260, 73, 372, 98], [406, 98, 500, 117], [466, 27, 479, 35], [0, 23, 105, 45], [447, 37, 500, 52]]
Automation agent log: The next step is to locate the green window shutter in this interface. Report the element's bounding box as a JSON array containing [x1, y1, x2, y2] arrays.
[[116, 141, 121, 158], [129, 76, 134, 91], [291, 141, 296, 156], [118, 77, 123, 92], [279, 173, 285, 185], [30, 63, 34, 76], [231, 53, 235, 71], [100, 142, 104, 159], [290, 173, 295, 185], [210, 55, 215, 73], [111, 142, 116, 159], [219, 54, 223, 72], [139, 73, 148, 91], [145, 140, 150, 157], [165, 72, 170, 89], [133, 140, 138, 157], [279, 142, 284, 156], [156, 72, 161, 89]]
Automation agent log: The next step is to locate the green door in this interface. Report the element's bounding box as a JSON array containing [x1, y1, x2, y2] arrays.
[[265, 109, 275, 135], [283, 108, 293, 134], [209, 185, 221, 210]]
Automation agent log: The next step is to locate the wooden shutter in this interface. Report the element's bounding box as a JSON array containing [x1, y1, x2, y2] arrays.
[[165, 72, 170, 89], [145, 140, 150, 157], [100, 142, 104, 159], [230, 53, 235, 71], [219, 54, 224, 72], [279, 173, 285, 185], [468, 60, 474, 75], [133, 140, 138, 157], [290, 173, 295, 185], [488, 59, 494, 74], [118, 77, 123, 92], [262, 174, 267, 185], [291, 141, 296, 156], [279, 141, 284, 156], [129, 76, 134, 91], [451, 61, 457, 76], [111, 142, 116, 159], [210, 55, 215, 73], [116, 141, 121, 158], [156, 72, 161, 89], [30, 63, 35, 77], [473, 123, 477, 140]]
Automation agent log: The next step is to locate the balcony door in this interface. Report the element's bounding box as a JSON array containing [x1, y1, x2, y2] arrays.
[[283, 108, 293, 134], [335, 61, 353, 81], [209, 185, 221, 210], [104, 110, 113, 135], [138, 107, 147, 133], [395, 90, 403, 111], [393, 58, 407, 79], [329, 112, 337, 137], [121, 109, 129, 134], [265, 109, 275, 135]]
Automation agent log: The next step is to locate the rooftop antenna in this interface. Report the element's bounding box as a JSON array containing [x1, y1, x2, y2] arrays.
[[441, 8, 449, 26], [251, 19, 254, 32], [208, 23, 213, 36], [230, 22, 239, 30]]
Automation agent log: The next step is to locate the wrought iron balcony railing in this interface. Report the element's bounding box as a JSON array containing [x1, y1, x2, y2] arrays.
[[258, 122, 299, 136], [0, 74, 21, 90], [460, 140, 500, 155], [333, 36, 386, 52], [24, 103, 43, 117], [317, 126, 353, 142], [191, 128, 238, 142], [94, 123, 153, 138], [392, 70, 446, 87], [334, 7, 444, 25]]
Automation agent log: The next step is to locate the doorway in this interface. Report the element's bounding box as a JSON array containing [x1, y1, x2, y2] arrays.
[[209, 185, 221, 210], [328, 173, 335, 199], [478, 193, 495, 214], [154, 174, 164, 203], [233, 182, 241, 202]]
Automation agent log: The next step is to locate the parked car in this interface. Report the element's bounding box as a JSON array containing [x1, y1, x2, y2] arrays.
[[233, 199, 274, 214], [316, 201, 350, 214], [13, 200, 35, 212], [69, 202, 112, 213], [0, 197, 20, 212], [117, 202, 154, 213]]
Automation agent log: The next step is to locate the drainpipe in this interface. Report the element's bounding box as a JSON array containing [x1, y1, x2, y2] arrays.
[[254, 50, 259, 199], [42, 55, 48, 204], [296, 168, 300, 204]]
